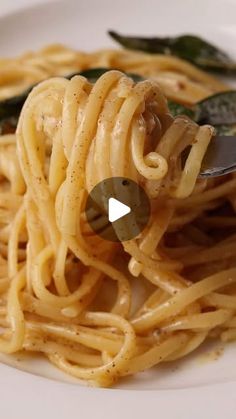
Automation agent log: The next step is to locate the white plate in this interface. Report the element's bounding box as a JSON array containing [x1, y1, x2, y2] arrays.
[[1, 0, 236, 417]]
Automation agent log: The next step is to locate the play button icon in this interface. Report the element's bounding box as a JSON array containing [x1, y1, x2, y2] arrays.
[[108, 198, 131, 223], [85, 177, 151, 242]]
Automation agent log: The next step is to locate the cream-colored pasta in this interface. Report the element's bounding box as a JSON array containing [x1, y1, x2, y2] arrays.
[[0, 45, 236, 387]]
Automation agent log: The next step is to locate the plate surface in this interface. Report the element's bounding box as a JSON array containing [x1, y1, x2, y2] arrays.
[[1, 0, 236, 417]]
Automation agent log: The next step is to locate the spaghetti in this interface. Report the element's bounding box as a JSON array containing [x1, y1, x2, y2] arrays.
[[0, 45, 236, 387]]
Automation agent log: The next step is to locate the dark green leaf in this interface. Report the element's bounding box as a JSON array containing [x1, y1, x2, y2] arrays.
[[75, 68, 110, 83], [168, 91, 236, 137], [78, 67, 143, 83], [0, 71, 94, 128], [0, 116, 18, 135], [167, 100, 196, 119], [0, 69, 143, 134], [214, 124, 236, 136], [1, 64, 235, 140], [109, 31, 236, 74], [195, 91, 236, 125], [0, 87, 32, 121]]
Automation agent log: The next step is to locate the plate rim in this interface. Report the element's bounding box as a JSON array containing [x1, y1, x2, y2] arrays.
[[1, 0, 236, 417]]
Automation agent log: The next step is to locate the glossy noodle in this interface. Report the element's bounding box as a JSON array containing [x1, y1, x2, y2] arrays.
[[0, 45, 236, 387]]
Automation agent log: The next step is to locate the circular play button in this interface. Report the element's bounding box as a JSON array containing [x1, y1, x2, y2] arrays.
[[85, 177, 151, 242]]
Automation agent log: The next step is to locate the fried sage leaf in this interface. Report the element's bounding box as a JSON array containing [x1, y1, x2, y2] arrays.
[[169, 91, 236, 135], [214, 124, 236, 136], [1, 67, 235, 138], [109, 31, 236, 74], [0, 87, 32, 121], [167, 100, 196, 120], [0, 116, 18, 135], [78, 68, 143, 83], [195, 91, 236, 125], [0, 69, 143, 133]]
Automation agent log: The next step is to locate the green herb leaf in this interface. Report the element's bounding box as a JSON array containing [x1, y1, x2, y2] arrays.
[[1, 66, 235, 139], [74, 68, 110, 83], [167, 100, 196, 119], [0, 71, 93, 128], [0, 69, 143, 134], [0, 116, 18, 135], [168, 91, 236, 138], [0, 87, 32, 121], [109, 31, 236, 74], [195, 91, 236, 125], [214, 124, 236, 136], [78, 67, 143, 83]]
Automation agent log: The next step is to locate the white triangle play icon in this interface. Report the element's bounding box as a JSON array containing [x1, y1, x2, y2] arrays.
[[108, 198, 131, 223]]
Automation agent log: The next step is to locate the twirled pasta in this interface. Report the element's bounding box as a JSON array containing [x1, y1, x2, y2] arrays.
[[0, 46, 236, 388]]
